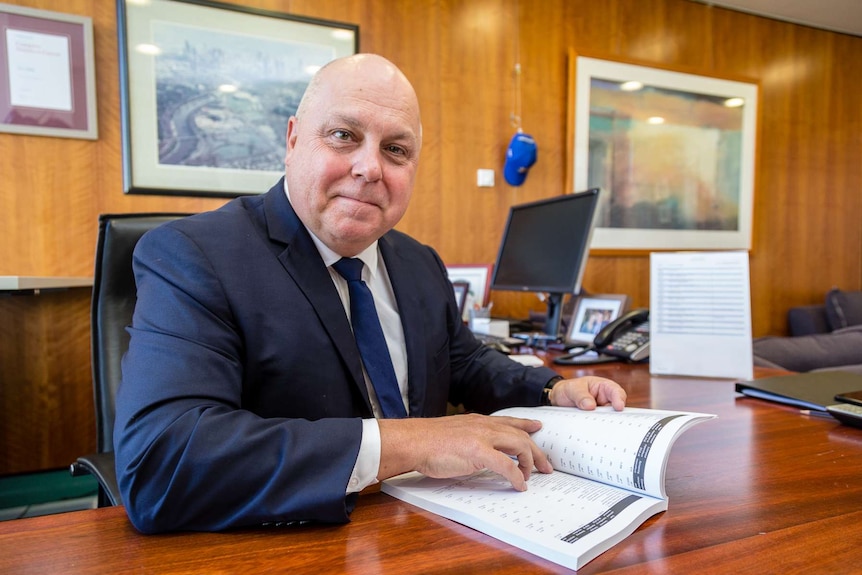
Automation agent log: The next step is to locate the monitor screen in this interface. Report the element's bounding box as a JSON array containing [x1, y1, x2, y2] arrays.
[[490, 188, 600, 338], [491, 189, 600, 295]]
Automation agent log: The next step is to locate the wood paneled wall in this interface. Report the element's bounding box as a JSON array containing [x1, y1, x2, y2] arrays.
[[1, 0, 860, 473]]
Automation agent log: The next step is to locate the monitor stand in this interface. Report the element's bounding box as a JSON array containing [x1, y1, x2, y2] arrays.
[[543, 292, 565, 340], [513, 292, 565, 343], [510, 292, 567, 346]]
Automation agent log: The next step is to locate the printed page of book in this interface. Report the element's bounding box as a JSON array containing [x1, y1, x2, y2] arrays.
[[381, 406, 715, 570], [382, 467, 667, 571], [495, 406, 716, 499]]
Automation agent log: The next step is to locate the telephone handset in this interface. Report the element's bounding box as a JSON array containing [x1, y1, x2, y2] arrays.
[[553, 309, 650, 365], [594, 308, 650, 360]]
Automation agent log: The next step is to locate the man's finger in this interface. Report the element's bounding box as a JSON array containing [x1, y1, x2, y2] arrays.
[[485, 450, 529, 491]]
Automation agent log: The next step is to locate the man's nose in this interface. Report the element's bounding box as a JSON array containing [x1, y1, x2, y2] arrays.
[[351, 144, 383, 182]]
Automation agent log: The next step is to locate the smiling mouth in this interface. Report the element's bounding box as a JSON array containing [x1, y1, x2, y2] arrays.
[[337, 195, 381, 210]]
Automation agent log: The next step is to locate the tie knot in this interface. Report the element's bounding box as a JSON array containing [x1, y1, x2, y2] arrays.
[[333, 257, 364, 282]]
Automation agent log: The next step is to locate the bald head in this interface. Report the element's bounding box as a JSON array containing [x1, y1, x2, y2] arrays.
[[284, 54, 423, 256], [298, 55, 420, 131]]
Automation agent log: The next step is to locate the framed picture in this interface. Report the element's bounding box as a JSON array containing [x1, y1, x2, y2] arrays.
[[451, 280, 469, 318], [446, 264, 493, 321], [0, 4, 97, 139], [567, 51, 758, 252], [117, 0, 358, 197], [566, 294, 629, 345]]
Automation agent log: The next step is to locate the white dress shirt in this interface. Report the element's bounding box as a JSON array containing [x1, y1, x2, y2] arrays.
[[284, 183, 408, 493]]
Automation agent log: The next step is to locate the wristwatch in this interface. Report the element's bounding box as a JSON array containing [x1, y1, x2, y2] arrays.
[[541, 376, 564, 406]]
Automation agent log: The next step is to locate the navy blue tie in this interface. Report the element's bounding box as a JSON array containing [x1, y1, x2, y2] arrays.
[[333, 258, 407, 418]]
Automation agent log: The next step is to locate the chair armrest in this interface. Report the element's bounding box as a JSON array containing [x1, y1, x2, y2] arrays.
[[70, 452, 120, 507]]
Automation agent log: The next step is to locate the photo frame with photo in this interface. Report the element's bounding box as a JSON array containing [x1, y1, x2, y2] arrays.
[[117, 0, 358, 197], [566, 294, 629, 345], [445, 264, 493, 321], [452, 280, 469, 318]]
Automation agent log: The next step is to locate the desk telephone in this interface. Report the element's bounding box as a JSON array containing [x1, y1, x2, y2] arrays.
[[554, 309, 650, 365]]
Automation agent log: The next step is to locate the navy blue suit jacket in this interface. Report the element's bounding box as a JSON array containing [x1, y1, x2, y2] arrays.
[[114, 179, 559, 533]]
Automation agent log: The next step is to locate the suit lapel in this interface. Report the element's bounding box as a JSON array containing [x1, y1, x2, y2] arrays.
[[261, 183, 372, 412], [379, 235, 428, 417]]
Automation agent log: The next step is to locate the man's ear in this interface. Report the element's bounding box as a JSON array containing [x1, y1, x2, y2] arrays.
[[285, 116, 299, 153]]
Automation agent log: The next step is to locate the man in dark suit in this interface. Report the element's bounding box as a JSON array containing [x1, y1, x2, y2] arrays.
[[114, 53, 626, 534]]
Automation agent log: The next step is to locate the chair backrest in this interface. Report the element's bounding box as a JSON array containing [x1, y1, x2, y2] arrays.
[[91, 213, 190, 453]]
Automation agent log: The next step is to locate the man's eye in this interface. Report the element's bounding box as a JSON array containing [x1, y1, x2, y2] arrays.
[[386, 145, 407, 156], [332, 130, 352, 141]]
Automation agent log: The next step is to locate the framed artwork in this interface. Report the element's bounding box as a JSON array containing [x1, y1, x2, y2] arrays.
[[565, 294, 629, 345], [451, 280, 469, 318], [0, 4, 97, 139], [117, 0, 358, 197], [446, 264, 493, 321], [567, 51, 758, 252]]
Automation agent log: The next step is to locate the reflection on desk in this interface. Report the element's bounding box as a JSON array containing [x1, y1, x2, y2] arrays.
[[1, 361, 862, 574]]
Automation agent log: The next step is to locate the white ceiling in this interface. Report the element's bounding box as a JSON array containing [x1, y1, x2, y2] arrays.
[[692, 0, 862, 37]]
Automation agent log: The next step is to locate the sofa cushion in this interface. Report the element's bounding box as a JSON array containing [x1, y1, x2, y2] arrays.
[[788, 305, 830, 336], [825, 289, 862, 331], [752, 325, 862, 373]]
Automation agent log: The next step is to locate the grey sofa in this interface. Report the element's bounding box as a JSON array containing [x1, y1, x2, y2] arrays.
[[753, 289, 862, 374]]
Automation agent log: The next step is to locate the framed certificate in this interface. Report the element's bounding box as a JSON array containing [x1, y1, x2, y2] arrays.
[[0, 4, 97, 139]]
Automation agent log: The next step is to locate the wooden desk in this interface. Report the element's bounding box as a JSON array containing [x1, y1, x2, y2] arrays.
[[2, 362, 862, 573]]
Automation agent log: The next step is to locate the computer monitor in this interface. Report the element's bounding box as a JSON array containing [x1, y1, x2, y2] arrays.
[[490, 188, 601, 338]]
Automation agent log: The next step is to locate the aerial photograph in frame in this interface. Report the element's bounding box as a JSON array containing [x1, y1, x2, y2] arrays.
[[152, 21, 335, 172]]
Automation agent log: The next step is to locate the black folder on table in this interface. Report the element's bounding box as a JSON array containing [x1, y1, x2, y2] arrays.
[[735, 371, 862, 411]]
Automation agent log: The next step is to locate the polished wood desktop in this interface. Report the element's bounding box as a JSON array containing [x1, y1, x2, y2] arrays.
[[2, 360, 862, 574]]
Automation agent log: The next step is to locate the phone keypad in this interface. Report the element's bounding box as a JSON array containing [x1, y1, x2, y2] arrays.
[[604, 321, 649, 357]]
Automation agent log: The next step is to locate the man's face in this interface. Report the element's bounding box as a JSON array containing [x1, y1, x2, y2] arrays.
[[284, 59, 422, 257]]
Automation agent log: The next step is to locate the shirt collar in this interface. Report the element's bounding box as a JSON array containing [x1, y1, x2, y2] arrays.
[[283, 179, 379, 276]]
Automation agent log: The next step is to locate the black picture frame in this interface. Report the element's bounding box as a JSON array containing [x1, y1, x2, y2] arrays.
[[117, 0, 358, 197], [452, 280, 470, 319]]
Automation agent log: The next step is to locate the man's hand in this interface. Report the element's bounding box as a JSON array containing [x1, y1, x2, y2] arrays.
[[375, 377, 625, 491], [549, 375, 627, 411], [377, 414, 554, 491]]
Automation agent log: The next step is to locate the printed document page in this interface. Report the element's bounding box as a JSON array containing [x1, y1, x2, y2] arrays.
[[382, 406, 716, 571], [384, 469, 665, 571], [649, 251, 753, 379], [496, 406, 714, 499]]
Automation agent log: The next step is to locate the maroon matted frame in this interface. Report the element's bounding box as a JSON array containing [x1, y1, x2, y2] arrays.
[[0, 4, 97, 139]]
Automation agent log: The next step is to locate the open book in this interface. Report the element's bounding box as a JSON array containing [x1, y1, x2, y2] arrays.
[[381, 406, 715, 571]]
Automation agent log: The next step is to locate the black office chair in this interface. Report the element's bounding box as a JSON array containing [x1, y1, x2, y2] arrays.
[[70, 213, 191, 507]]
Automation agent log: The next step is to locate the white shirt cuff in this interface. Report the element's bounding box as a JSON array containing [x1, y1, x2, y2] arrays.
[[347, 418, 382, 494]]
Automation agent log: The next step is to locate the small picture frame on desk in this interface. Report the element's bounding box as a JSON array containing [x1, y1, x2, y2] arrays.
[[566, 294, 629, 345], [445, 264, 493, 321], [452, 280, 469, 319]]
